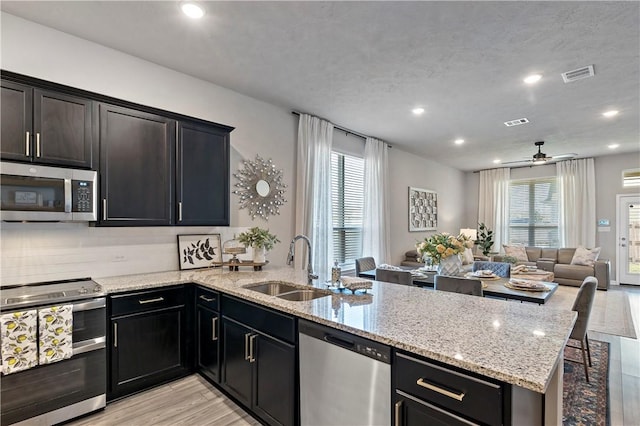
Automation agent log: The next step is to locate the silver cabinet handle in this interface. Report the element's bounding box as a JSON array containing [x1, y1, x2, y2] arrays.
[[199, 295, 216, 302], [244, 333, 251, 361], [249, 334, 257, 363], [102, 199, 107, 221], [416, 378, 465, 401], [178, 201, 183, 222], [36, 132, 41, 157], [395, 400, 402, 426], [113, 323, 118, 348], [25, 131, 30, 156], [212, 317, 218, 341], [138, 297, 164, 304]]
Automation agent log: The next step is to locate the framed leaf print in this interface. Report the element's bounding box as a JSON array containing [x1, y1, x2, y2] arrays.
[[177, 234, 222, 270], [408, 187, 437, 232]]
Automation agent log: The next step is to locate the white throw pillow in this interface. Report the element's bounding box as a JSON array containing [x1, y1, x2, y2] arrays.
[[461, 248, 474, 265], [571, 246, 601, 267], [503, 244, 528, 262]]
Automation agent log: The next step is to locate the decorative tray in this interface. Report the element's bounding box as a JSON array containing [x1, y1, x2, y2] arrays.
[[210, 260, 269, 271]]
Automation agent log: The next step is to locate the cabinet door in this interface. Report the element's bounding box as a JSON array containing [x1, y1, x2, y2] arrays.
[[110, 307, 184, 399], [176, 121, 229, 225], [221, 317, 253, 407], [1, 80, 32, 161], [99, 103, 174, 225], [254, 333, 296, 426], [197, 305, 220, 383], [33, 89, 93, 168], [395, 393, 479, 426]]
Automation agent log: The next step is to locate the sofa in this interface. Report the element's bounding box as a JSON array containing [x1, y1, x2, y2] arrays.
[[494, 247, 609, 290]]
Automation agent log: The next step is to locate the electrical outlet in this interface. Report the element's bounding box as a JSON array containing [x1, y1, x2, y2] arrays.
[[112, 255, 126, 262]]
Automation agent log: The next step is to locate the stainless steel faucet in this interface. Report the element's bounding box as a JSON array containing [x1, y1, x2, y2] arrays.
[[287, 234, 318, 284]]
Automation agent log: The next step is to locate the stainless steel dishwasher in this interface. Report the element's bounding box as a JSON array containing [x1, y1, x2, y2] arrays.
[[299, 319, 391, 426]]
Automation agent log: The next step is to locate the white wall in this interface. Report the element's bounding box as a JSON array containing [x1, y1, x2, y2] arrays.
[[463, 153, 640, 281], [388, 148, 466, 264], [1, 12, 467, 283]]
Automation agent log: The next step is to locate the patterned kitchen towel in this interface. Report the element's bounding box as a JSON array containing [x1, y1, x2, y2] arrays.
[[1, 309, 38, 375], [38, 305, 73, 365]]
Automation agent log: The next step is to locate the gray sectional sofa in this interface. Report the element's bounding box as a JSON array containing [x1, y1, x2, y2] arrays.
[[494, 247, 609, 290]]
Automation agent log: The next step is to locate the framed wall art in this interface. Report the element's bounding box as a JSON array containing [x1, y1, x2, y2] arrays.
[[177, 234, 222, 270], [408, 187, 438, 232]]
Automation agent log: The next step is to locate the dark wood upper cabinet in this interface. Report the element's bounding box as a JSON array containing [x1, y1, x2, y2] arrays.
[[176, 121, 230, 226], [1, 80, 32, 162], [34, 89, 93, 168], [98, 103, 175, 226], [1, 79, 93, 168]]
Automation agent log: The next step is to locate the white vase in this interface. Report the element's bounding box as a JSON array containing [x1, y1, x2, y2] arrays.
[[437, 255, 462, 276], [252, 245, 266, 263]]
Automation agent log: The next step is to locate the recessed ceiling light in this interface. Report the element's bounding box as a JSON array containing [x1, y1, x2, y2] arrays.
[[181, 1, 204, 19], [493, 159, 501, 164], [602, 110, 619, 118], [454, 139, 465, 145], [523, 74, 542, 84], [608, 143, 620, 149], [412, 107, 425, 115]]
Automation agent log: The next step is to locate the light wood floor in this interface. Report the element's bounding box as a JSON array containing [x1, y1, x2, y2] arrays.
[[67, 375, 259, 426], [68, 285, 640, 426]]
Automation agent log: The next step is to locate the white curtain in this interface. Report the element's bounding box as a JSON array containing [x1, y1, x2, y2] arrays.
[[361, 137, 390, 264], [557, 158, 596, 247], [478, 168, 510, 252], [295, 114, 334, 281]]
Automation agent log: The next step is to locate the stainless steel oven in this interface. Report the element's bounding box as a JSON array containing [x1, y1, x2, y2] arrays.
[[0, 279, 106, 426], [0, 161, 97, 222]]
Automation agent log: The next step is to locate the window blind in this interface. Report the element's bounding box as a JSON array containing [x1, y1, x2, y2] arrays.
[[331, 152, 364, 266], [508, 177, 559, 247]]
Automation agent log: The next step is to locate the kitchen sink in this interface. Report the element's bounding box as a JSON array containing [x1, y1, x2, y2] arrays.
[[276, 289, 331, 302], [243, 282, 304, 296], [243, 281, 331, 301]]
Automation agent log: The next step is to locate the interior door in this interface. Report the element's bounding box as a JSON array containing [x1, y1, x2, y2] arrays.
[[617, 195, 640, 285]]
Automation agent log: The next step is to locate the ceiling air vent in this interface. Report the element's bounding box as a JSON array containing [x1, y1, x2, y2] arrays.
[[561, 65, 595, 83], [504, 118, 530, 127]]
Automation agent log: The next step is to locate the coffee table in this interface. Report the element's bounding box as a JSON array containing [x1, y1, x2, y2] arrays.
[[360, 268, 558, 304]]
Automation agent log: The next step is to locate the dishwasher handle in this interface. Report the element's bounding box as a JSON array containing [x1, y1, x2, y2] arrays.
[[323, 333, 356, 350]]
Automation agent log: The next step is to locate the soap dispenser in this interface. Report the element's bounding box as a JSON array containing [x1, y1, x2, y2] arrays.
[[331, 260, 342, 285]]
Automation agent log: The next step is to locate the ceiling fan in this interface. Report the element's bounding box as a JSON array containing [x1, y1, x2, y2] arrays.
[[501, 141, 577, 166]]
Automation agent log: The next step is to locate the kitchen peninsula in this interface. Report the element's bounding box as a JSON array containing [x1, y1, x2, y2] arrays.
[[97, 267, 576, 425]]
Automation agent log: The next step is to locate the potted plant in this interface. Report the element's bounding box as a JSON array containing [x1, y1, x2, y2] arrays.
[[477, 222, 494, 257], [237, 227, 280, 263], [416, 232, 474, 275]]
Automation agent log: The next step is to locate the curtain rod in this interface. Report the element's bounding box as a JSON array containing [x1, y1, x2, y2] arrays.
[[291, 111, 392, 148], [472, 157, 589, 173]]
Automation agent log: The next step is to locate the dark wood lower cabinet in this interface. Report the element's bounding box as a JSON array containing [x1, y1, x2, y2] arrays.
[[197, 305, 220, 383], [395, 391, 479, 426], [220, 295, 296, 426], [108, 286, 191, 400], [221, 317, 253, 407], [253, 331, 296, 426]]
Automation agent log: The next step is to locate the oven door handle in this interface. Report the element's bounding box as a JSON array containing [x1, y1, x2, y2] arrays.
[[73, 336, 106, 356], [72, 298, 106, 312]]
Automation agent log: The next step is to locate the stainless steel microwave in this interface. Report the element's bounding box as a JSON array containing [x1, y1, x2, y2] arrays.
[[1, 161, 97, 221]]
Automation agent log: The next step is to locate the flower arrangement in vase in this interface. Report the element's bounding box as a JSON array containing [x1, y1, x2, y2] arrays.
[[237, 227, 280, 263], [416, 232, 474, 275]]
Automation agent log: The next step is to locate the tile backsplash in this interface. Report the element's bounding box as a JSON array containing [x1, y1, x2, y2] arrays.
[[0, 223, 249, 285]]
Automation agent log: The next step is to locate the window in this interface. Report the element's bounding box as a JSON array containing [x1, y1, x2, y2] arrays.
[[508, 177, 559, 247], [331, 151, 364, 269], [623, 168, 640, 187]]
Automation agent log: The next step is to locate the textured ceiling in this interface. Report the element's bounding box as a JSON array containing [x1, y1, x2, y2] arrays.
[[2, 1, 639, 171]]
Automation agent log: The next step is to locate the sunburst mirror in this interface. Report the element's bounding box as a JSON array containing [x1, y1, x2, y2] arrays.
[[232, 155, 287, 220]]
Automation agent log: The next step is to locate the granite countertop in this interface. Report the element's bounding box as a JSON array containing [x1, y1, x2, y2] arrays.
[[96, 267, 576, 394]]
